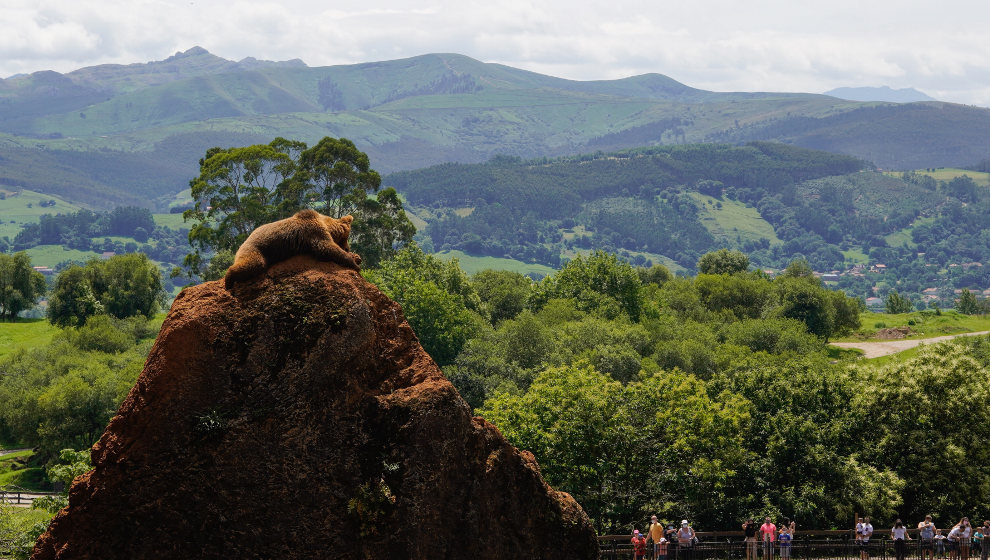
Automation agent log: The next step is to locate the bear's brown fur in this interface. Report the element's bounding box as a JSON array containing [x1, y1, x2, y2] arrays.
[[224, 209, 361, 288]]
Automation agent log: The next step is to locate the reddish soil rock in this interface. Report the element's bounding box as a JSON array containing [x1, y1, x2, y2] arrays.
[[32, 256, 597, 560]]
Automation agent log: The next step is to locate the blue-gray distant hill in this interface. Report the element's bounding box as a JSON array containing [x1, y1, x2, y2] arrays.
[[824, 86, 937, 103], [2, 47, 990, 208]]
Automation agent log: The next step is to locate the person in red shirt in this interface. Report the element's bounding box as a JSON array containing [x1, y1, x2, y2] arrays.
[[761, 516, 778, 560], [632, 529, 648, 560]]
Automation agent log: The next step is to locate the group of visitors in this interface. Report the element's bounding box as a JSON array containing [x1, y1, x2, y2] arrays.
[[742, 517, 796, 560], [630, 516, 697, 560], [627, 515, 990, 560], [902, 516, 990, 560]]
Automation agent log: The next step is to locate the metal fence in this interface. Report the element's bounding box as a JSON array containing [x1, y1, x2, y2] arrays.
[[598, 533, 984, 560]]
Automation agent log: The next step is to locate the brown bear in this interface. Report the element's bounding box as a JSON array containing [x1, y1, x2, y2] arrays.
[[224, 209, 361, 288]]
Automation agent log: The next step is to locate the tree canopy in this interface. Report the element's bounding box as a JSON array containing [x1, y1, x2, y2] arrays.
[[0, 252, 46, 321], [697, 248, 750, 275], [181, 136, 412, 277], [47, 254, 166, 327]]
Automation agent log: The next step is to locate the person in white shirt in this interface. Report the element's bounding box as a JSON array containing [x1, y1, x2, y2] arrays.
[[949, 523, 964, 560], [961, 518, 973, 560], [859, 517, 874, 560], [892, 519, 911, 560]]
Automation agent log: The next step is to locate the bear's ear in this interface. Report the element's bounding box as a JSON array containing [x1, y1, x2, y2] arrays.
[[339, 215, 354, 224]]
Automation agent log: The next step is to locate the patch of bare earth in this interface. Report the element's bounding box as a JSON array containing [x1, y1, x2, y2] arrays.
[[831, 330, 990, 359]]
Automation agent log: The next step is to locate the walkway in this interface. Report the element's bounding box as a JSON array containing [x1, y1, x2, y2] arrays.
[[831, 330, 990, 358]]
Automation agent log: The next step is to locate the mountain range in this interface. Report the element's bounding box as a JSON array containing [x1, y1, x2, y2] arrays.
[[2, 47, 990, 209], [823, 86, 937, 103]]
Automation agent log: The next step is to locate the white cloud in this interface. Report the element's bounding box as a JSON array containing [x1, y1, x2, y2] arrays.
[[1, 0, 990, 106]]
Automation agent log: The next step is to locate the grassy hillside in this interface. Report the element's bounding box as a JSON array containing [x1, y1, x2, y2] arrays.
[[390, 143, 990, 308], [390, 142, 873, 270], [843, 310, 990, 340], [884, 216, 935, 248], [689, 192, 781, 247], [0, 189, 85, 239], [4, 50, 990, 209], [23, 245, 101, 268]]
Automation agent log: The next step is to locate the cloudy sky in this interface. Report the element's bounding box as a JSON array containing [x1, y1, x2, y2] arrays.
[[3, 0, 990, 106]]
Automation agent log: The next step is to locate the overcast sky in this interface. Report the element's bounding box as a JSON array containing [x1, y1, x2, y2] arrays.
[[3, 0, 990, 106]]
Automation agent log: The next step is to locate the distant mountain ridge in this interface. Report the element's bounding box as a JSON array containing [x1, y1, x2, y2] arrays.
[[1, 47, 989, 208], [824, 86, 937, 103]]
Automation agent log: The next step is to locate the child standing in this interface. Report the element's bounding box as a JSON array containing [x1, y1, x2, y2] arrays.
[[632, 530, 648, 560], [779, 525, 793, 560], [937, 529, 948, 559], [657, 535, 669, 560]]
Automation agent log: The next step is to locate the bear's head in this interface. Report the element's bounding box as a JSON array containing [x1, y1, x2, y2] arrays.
[[322, 213, 353, 251]]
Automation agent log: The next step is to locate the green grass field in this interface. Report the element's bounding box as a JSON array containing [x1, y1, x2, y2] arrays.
[[862, 345, 925, 366], [836, 310, 990, 341], [23, 245, 100, 268], [152, 213, 190, 230], [884, 216, 935, 248], [0, 189, 86, 240], [0, 319, 58, 359], [436, 250, 557, 277], [888, 168, 990, 186], [0, 449, 47, 490], [689, 192, 781, 247], [841, 247, 870, 265]]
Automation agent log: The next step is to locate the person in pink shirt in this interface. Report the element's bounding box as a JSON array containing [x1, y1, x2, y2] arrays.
[[761, 516, 778, 560]]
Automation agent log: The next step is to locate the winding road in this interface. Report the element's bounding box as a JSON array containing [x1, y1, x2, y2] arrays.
[[831, 330, 990, 358]]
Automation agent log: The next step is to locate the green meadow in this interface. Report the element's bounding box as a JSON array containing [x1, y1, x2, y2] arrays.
[[0, 189, 85, 240], [435, 250, 556, 277], [690, 192, 781, 246], [0, 319, 58, 359]]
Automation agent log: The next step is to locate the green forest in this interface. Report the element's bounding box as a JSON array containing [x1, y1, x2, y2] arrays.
[[3, 245, 990, 541], [388, 143, 990, 304]]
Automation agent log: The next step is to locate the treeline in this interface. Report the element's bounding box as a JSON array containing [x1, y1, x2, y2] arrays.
[[9, 207, 189, 267], [0, 252, 169, 457]]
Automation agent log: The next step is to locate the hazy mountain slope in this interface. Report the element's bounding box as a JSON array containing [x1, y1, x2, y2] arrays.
[[824, 86, 936, 103], [2, 48, 990, 207], [712, 103, 990, 169]]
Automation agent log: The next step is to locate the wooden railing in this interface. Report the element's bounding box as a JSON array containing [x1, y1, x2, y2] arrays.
[[0, 485, 59, 506]]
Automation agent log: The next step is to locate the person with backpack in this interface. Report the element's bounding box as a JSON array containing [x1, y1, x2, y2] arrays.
[[678, 520, 696, 560]]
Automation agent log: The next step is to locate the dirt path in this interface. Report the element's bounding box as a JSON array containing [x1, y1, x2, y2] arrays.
[[831, 330, 990, 358]]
